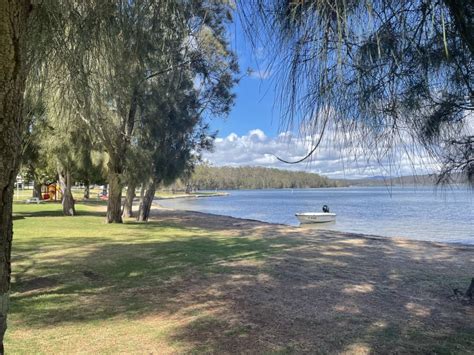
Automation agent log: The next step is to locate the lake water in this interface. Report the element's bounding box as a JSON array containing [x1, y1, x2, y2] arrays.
[[157, 187, 474, 245]]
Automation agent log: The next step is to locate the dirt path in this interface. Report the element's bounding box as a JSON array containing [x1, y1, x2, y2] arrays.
[[150, 206, 474, 354]]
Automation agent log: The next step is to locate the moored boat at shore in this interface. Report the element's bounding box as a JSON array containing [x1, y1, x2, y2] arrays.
[[295, 212, 336, 224]]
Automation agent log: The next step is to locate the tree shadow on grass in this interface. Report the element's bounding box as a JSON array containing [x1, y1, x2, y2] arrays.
[[10, 225, 292, 325], [81, 199, 108, 208], [169, 230, 474, 353], [9, 215, 474, 353], [13, 209, 105, 219]]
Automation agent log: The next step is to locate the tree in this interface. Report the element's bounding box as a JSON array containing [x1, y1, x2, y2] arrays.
[[42, 0, 238, 223], [74, 143, 107, 200], [121, 144, 153, 218], [0, 1, 32, 350], [41, 1, 174, 222], [239, 0, 473, 185], [135, 75, 221, 222], [21, 98, 52, 200], [133, 0, 239, 221], [39, 101, 94, 215], [183, 165, 338, 190]]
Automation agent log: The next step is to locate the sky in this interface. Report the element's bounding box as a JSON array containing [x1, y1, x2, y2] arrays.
[[208, 19, 279, 138], [202, 18, 437, 180]]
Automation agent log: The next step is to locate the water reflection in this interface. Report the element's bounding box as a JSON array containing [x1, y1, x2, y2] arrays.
[[299, 221, 336, 230]]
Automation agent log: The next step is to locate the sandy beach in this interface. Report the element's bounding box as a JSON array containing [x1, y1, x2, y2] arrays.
[[148, 204, 474, 353]]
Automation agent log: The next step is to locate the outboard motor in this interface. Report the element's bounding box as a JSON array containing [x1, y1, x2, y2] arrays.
[[322, 205, 330, 213]]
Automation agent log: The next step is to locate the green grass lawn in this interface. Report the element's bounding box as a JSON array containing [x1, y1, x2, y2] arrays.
[[6, 203, 279, 353], [14, 187, 222, 203]]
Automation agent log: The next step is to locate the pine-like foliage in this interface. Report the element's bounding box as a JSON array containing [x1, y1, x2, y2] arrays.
[[239, 0, 473, 186]]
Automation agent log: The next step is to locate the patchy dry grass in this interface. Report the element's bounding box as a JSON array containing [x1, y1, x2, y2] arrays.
[[5, 203, 474, 354]]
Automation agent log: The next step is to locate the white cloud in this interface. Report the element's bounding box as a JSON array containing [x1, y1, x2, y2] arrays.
[[203, 129, 438, 179], [226, 133, 238, 142], [248, 129, 267, 141]]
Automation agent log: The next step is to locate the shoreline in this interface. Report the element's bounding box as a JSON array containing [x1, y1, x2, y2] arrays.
[[153, 188, 472, 246], [154, 191, 229, 200], [151, 203, 474, 249]]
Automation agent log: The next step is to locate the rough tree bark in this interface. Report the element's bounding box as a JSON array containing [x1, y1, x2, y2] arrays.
[[139, 184, 145, 201], [33, 180, 42, 199], [83, 180, 90, 199], [105, 88, 139, 223], [106, 158, 123, 223], [0, 1, 31, 351], [122, 183, 136, 218], [58, 168, 75, 216], [137, 179, 157, 222], [137, 183, 145, 216]]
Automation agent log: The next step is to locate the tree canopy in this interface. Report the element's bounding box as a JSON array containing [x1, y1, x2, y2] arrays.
[[28, 0, 238, 222], [239, 0, 473, 185]]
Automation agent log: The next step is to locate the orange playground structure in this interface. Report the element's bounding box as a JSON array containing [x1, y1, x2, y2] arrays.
[[43, 183, 58, 201]]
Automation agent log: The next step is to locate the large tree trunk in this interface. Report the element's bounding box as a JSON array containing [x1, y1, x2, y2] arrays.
[[122, 183, 136, 218], [0, 1, 31, 351], [139, 184, 145, 200], [105, 85, 139, 223], [33, 180, 42, 200], [83, 180, 90, 199], [137, 179, 157, 222], [185, 181, 192, 194], [58, 168, 75, 216], [106, 159, 123, 223]]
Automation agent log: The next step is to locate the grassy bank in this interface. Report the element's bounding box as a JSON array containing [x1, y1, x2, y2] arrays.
[[5, 203, 474, 353], [7, 203, 287, 353]]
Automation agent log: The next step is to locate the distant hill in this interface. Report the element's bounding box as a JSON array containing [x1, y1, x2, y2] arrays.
[[170, 166, 468, 191], [337, 173, 468, 186], [182, 166, 346, 190]]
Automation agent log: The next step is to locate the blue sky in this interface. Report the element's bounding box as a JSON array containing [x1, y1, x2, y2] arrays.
[[210, 72, 280, 137], [209, 19, 280, 138], [202, 18, 438, 179]]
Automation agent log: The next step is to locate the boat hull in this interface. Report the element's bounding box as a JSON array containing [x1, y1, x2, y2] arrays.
[[296, 213, 336, 224]]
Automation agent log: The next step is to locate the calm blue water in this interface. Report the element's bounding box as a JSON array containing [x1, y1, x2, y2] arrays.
[[157, 187, 474, 244]]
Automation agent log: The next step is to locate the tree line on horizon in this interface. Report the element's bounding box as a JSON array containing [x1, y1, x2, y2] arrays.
[[177, 165, 343, 190]]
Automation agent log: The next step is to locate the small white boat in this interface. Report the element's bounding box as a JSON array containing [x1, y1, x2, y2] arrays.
[[295, 212, 336, 224]]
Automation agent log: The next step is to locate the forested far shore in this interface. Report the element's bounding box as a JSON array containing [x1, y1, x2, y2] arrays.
[[336, 172, 470, 187], [177, 166, 345, 190], [172, 166, 470, 191]]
